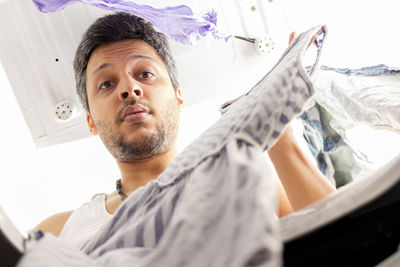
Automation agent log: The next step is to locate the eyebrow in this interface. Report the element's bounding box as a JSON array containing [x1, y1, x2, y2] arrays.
[[91, 55, 155, 76]]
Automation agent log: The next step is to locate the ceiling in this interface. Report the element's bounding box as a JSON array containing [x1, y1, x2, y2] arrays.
[[0, 0, 289, 148]]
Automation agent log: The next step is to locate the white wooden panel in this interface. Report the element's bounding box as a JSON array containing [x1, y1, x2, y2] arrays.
[[0, 0, 288, 147]]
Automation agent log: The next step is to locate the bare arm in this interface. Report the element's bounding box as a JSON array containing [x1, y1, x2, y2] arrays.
[[34, 210, 73, 237], [271, 31, 335, 213], [269, 126, 335, 211], [276, 177, 294, 217]]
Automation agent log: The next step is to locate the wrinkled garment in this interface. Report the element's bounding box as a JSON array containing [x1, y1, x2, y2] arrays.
[[31, 0, 230, 44], [298, 64, 400, 186], [312, 65, 400, 134], [300, 103, 373, 187], [321, 64, 400, 76], [17, 25, 326, 267]]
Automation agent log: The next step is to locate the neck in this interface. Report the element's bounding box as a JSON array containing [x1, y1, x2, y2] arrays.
[[116, 144, 178, 194]]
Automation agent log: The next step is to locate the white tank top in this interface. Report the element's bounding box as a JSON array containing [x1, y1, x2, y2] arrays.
[[59, 193, 112, 249]]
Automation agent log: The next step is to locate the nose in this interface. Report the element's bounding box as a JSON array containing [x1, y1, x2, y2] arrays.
[[119, 76, 144, 101], [120, 86, 143, 100]]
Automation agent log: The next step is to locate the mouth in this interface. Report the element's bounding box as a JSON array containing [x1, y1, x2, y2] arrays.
[[121, 105, 150, 123]]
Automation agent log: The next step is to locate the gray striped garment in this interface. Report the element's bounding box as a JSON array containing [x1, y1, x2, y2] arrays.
[[18, 25, 327, 267]]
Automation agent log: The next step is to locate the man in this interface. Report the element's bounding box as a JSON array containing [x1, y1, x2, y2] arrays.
[[36, 12, 334, 246]]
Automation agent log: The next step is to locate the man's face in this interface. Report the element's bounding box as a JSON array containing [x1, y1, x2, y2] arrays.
[[85, 39, 183, 162]]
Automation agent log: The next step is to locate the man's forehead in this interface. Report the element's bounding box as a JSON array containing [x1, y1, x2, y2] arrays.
[[87, 39, 161, 70]]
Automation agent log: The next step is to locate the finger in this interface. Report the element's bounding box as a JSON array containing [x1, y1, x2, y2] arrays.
[[307, 28, 323, 49], [289, 31, 296, 45]]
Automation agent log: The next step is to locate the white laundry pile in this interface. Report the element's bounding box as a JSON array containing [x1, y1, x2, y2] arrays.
[[299, 64, 400, 186]]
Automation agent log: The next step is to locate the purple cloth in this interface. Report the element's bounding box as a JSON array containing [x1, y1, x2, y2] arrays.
[[32, 0, 231, 44]]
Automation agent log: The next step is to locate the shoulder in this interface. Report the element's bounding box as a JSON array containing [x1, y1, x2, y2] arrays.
[[35, 210, 74, 237], [35, 193, 108, 237]]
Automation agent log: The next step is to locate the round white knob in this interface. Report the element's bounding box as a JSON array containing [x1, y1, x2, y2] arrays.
[[254, 34, 275, 55], [55, 101, 77, 122]]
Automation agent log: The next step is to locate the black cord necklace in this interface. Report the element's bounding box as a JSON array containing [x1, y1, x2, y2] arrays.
[[116, 179, 128, 201]]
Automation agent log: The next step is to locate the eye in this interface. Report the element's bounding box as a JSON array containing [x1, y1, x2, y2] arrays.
[[99, 80, 113, 90], [139, 71, 155, 79]]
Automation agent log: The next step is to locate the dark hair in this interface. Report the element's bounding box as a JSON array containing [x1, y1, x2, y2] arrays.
[[74, 12, 179, 112]]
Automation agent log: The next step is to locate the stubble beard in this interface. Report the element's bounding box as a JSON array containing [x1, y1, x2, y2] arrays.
[[95, 98, 180, 162]]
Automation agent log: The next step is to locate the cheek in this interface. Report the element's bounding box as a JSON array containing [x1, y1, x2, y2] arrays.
[[89, 100, 114, 124], [152, 92, 177, 113], [88, 92, 118, 118]]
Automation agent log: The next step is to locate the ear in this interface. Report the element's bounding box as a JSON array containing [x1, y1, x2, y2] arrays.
[[86, 112, 98, 135], [175, 89, 184, 111]]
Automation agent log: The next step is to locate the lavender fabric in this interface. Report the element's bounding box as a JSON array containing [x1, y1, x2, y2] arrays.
[[31, 0, 231, 44]]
